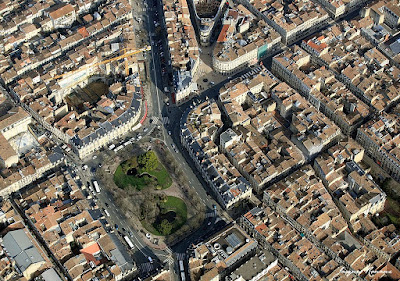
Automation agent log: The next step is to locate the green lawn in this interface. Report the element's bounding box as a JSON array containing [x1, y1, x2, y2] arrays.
[[140, 164, 172, 190], [161, 196, 187, 219], [159, 196, 187, 232], [141, 196, 188, 236], [113, 151, 172, 190], [113, 165, 153, 191]]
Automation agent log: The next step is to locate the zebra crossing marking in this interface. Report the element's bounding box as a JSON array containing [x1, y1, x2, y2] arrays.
[[205, 212, 216, 218], [176, 253, 186, 260], [139, 262, 154, 273]]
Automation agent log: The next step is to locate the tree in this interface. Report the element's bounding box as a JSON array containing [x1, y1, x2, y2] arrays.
[[138, 151, 159, 172], [121, 157, 138, 174], [158, 219, 173, 236], [159, 193, 168, 203]]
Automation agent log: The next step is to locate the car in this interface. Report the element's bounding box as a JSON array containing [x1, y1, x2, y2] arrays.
[[128, 231, 133, 237], [146, 233, 151, 239], [93, 155, 97, 159], [207, 221, 212, 226], [105, 202, 109, 207], [122, 227, 126, 232], [98, 163, 102, 168], [115, 224, 119, 230], [168, 131, 171, 135]]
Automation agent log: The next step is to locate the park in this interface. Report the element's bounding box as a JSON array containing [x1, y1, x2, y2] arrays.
[[113, 150, 187, 236]]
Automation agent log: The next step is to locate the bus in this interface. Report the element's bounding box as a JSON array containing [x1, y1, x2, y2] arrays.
[[93, 181, 100, 193], [114, 145, 124, 152], [179, 260, 184, 272], [124, 236, 135, 249]]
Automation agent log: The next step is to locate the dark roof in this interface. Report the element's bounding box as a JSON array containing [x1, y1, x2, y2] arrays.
[[3, 229, 44, 272]]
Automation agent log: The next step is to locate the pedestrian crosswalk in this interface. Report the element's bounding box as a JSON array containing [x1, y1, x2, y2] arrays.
[[162, 116, 169, 125], [165, 247, 172, 254], [139, 262, 154, 273], [176, 253, 186, 260], [240, 66, 263, 80], [205, 212, 216, 218], [164, 255, 174, 265]]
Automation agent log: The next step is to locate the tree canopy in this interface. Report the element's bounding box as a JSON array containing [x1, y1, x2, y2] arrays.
[[158, 219, 172, 236], [138, 151, 159, 172]]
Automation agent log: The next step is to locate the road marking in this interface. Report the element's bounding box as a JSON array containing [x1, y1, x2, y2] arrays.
[[139, 262, 154, 273], [176, 253, 186, 260]]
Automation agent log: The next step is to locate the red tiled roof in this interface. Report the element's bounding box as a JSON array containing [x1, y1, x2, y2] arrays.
[[217, 25, 230, 43]]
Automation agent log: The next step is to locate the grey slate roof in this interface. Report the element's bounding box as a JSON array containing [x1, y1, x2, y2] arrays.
[[3, 229, 44, 273], [72, 91, 142, 148], [40, 268, 63, 281]]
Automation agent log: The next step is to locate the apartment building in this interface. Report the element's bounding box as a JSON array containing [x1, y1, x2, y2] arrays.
[[19, 170, 136, 280], [362, 0, 400, 28], [248, 0, 329, 45], [315, 0, 368, 18], [221, 126, 304, 194], [0, 105, 32, 168], [314, 139, 386, 222], [353, 217, 400, 260], [180, 99, 252, 209], [2, 229, 53, 280], [272, 46, 370, 135], [188, 224, 258, 281], [0, 201, 56, 281], [0, 105, 64, 196], [46, 3, 77, 29], [240, 207, 358, 281], [226, 249, 292, 281], [219, 67, 279, 106], [288, 95, 341, 159], [266, 165, 348, 239], [217, 68, 305, 193], [163, 0, 200, 104], [300, 19, 400, 112], [356, 111, 400, 181], [69, 82, 143, 159], [212, 3, 281, 75], [192, 0, 225, 46], [0, 1, 144, 159], [0, 0, 133, 84]]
